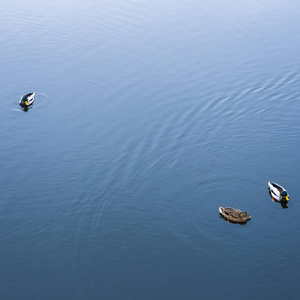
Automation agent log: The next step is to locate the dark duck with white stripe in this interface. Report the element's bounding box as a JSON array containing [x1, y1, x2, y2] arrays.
[[19, 92, 35, 107], [268, 182, 289, 203]]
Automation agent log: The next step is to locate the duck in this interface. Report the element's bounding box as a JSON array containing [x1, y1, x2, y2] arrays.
[[219, 207, 251, 223], [268, 182, 289, 202], [19, 92, 35, 107]]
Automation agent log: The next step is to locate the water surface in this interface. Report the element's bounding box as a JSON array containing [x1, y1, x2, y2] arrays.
[[1, 1, 300, 299]]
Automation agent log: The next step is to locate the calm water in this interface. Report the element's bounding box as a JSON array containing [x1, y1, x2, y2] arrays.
[[1, 1, 300, 299]]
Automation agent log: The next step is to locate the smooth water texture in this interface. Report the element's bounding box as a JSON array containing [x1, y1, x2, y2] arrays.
[[1, 1, 300, 299]]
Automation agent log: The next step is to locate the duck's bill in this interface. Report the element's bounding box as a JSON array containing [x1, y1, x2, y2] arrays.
[[247, 215, 251, 218], [24, 101, 28, 105], [286, 196, 289, 201]]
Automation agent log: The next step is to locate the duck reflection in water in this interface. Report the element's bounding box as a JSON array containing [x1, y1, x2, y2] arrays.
[[21, 106, 30, 112]]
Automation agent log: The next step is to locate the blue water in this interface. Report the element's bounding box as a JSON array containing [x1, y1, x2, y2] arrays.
[[1, 1, 300, 299]]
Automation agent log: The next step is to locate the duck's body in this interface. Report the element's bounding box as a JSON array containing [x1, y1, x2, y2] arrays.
[[268, 182, 289, 202], [219, 207, 251, 223], [19, 92, 35, 107]]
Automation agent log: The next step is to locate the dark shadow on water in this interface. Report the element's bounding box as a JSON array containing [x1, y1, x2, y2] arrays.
[[268, 190, 288, 209], [20, 105, 33, 112], [219, 213, 250, 225]]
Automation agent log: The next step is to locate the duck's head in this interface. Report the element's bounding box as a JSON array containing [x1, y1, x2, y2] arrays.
[[282, 191, 289, 202], [21, 97, 28, 106], [241, 212, 251, 219]]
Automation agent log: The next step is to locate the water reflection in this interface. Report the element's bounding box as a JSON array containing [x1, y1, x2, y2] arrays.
[[21, 106, 32, 112]]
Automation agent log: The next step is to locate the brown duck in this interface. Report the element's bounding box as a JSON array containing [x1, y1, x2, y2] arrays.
[[219, 207, 251, 223]]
